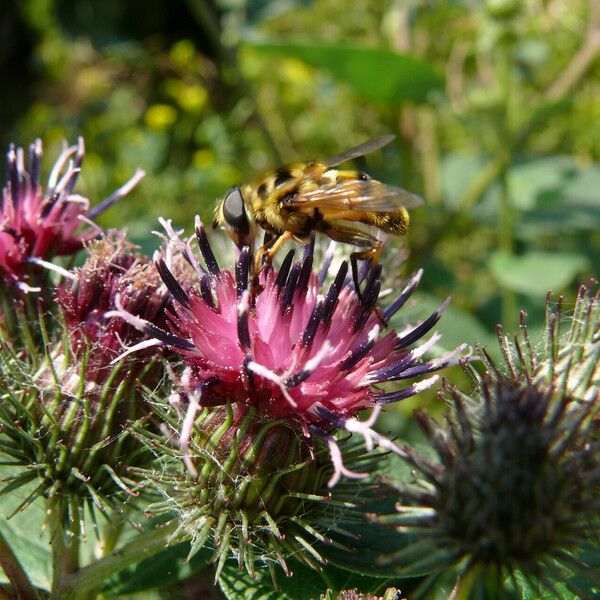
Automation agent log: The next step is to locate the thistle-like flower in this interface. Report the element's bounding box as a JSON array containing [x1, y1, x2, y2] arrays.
[[0, 234, 172, 521], [112, 218, 466, 485], [0, 138, 144, 292], [374, 285, 600, 599], [57, 232, 173, 383], [109, 219, 465, 580]]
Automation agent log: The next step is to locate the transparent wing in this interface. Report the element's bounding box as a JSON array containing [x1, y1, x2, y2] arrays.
[[291, 179, 424, 212], [323, 135, 396, 168]]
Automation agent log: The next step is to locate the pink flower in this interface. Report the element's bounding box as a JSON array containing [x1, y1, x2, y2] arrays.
[[0, 138, 144, 291], [56, 233, 172, 383], [111, 219, 466, 485]]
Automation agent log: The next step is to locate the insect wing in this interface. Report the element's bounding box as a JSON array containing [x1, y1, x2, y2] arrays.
[[323, 134, 396, 168], [292, 179, 424, 213]]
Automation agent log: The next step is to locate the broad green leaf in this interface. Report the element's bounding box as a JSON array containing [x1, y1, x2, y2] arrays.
[[508, 155, 577, 211], [0, 475, 51, 592], [515, 570, 580, 600], [488, 251, 590, 297], [564, 543, 600, 598], [218, 557, 396, 600], [102, 542, 212, 596], [441, 153, 600, 232], [218, 559, 326, 600], [249, 42, 444, 104], [313, 481, 432, 580]]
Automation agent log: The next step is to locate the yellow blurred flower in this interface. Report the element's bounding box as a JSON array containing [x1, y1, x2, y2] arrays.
[[145, 104, 178, 130]]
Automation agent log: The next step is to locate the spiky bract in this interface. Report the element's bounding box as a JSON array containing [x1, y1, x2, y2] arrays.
[[375, 376, 600, 598], [0, 235, 173, 524], [489, 281, 599, 404], [136, 400, 386, 583]]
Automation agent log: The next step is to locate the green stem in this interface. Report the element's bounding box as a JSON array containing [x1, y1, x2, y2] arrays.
[[457, 151, 509, 212], [100, 520, 125, 557], [80, 520, 126, 600], [0, 529, 39, 599], [49, 497, 80, 599], [50, 521, 180, 600]]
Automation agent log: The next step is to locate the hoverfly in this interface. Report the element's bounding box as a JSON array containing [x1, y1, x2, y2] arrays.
[[213, 135, 423, 304]]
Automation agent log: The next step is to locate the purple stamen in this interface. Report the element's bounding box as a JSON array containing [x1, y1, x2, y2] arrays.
[[28, 139, 42, 188], [154, 255, 190, 309], [142, 322, 195, 351], [297, 237, 315, 293], [374, 375, 439, 404], [200, 274, 215, 308], [353, 268, 381, 332], [7, 145, 19, 207], [237, 290, 251, 351], [383, 269, 423, 322], [395, 298, 450, 349], [317, 241, 336, 286], [340, 325, 378, 371], [195, 217, 220, 277], [281, 261, 301, 312], [236, 247, 251, 299], [301, 297, 324, 348], [322, 261, 348, 326], [368, 353, 417, 383], [275, 249, 295, 291]]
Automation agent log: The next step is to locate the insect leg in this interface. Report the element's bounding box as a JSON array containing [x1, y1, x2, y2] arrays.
[[253, 230, 295, 290], [318, 223, 386, 320]]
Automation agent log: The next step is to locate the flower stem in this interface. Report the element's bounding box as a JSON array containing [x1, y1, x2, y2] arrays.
[[50, 521, 180, 600], [49, 497, 80, 599], [0, 529, 39, 599]]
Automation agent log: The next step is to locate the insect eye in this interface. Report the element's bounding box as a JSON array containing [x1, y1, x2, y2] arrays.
[[222, 187, 250, 236]]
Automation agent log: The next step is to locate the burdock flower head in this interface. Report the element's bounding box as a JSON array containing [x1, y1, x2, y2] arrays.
[[0, 137, 144, 292], [110, 218, 466, 579], [374, 284, 600, 598], [0, 232, 173, 521], [56, 231, 174, 383]]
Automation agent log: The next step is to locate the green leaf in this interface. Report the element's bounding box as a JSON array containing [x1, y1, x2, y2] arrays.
[[102, 541, 212, 596], [218, 557, 396, 600], [514, 570, 580, 600], [441, 153, 600, 232], [565, 543, 600, 598], [218, 559, 325, 600], [0, 474, 51, 592], [311, 481, 431, 581], [249, 42, 444, 104], [488, 251, 590, 297]]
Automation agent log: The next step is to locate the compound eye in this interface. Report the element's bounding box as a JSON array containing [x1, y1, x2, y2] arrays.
[[222, 187, 250, 236]]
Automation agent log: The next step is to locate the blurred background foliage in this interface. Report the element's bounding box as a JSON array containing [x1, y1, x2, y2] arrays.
[[1, 0, 598, 389]]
